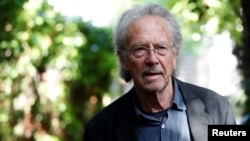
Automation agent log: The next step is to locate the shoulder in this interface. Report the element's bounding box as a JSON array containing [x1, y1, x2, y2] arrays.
[[175, 78, 229, 105], [86, 89, 134, 126], [84, 89, 136, 140], [175, 78, 236, 124]]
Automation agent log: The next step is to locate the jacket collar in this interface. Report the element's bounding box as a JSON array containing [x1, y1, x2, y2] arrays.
[[176, 78, 212, 141]]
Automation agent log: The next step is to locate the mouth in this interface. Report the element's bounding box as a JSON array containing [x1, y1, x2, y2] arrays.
[[142, 71, 163, 80]]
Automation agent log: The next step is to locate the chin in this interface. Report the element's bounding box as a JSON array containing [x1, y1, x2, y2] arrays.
[[142, 84, 166, 94]]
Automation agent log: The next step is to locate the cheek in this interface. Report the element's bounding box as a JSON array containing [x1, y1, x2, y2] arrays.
[[130, 61, 142, 72], [161, 56, 176, 72], [126, 58, 144, 74]]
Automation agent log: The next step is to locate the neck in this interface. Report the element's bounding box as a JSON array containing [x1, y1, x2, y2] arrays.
[[135, 82, 174, 113]]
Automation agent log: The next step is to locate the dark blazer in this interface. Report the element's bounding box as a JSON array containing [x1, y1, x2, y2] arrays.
[[83, 78, 236, 141]]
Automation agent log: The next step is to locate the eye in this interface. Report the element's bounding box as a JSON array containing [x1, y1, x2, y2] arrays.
[[156, 46, 168, 51], [131, 46, 147, 58], [133, 46, 147, 52], [155, 45, 168, 56]]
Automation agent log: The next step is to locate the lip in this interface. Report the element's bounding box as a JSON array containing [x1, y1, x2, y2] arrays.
[[143, 71, 162, 75], [142, 72, 162, 80]]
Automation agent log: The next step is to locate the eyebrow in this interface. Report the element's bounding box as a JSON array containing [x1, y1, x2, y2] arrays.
[[131, 41, 170, 47]]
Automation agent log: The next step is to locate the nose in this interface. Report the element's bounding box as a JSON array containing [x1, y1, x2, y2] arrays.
[[148, 48, 157, 54], [146, 48, 159, 64]]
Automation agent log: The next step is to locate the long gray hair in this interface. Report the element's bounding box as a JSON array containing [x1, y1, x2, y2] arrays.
[[112, 3, 182, 82]]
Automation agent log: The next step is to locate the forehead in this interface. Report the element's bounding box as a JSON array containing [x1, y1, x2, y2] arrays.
[[126, 16, 171, 44]]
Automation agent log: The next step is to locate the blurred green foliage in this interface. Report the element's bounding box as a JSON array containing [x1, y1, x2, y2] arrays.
[[0, 0, 117, 140]]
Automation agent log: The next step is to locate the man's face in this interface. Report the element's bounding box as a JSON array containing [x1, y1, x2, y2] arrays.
[[122, 16, 176, 93]]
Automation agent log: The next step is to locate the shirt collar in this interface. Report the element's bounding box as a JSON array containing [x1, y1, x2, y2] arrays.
[[172, 78, 186, 111]]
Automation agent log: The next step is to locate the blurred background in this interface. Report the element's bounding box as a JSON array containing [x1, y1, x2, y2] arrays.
[[1, 0, 250, 140]]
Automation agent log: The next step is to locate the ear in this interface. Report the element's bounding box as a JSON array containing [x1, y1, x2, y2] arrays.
[[117, 50, 129, 70]]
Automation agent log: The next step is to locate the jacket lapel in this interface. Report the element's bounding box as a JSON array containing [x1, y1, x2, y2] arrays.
[[177, 79, 212, 141]]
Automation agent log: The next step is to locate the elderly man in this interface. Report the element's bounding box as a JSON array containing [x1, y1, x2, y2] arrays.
[[83, 3, 236, 141]]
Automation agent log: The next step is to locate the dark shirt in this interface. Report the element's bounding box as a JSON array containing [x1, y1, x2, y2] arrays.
[[134, 79, 191, 141]]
